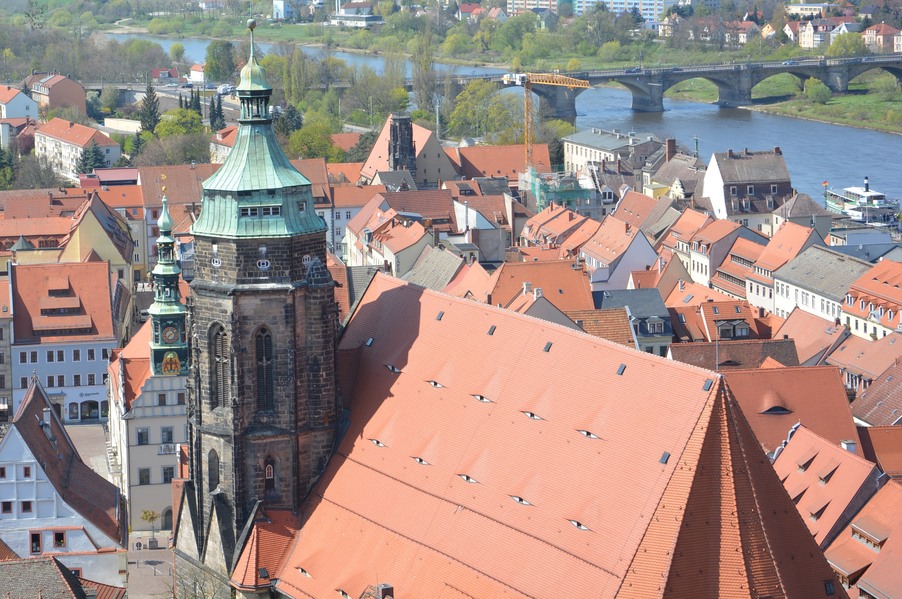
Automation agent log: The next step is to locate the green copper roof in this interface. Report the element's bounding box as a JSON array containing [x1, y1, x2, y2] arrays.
[[191, 19, 324, 240], [158, 195, 174, 233], [237, 20, 270, 93]]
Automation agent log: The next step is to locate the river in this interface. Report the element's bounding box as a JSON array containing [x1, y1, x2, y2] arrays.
[[107, 33, 902, 199]]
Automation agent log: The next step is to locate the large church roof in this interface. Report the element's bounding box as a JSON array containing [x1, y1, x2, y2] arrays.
[[271, 274, 844, 598]]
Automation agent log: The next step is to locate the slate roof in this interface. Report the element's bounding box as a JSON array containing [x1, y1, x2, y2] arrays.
[[565, 308, 637, 348], [774, 245, 871, 301], [857, 426, 902, 478], [651, 153, 705, 195], [852, 358, 902, 426], [0, 557, 87, 598], [711, 147, 790, 184], [11, 382, 125, 547], [401, 245, 465, 290], [272, 273, 843, 599], [669, 338, 800, 372], [774, 192, 832, 218], [773, 425, 881, 548], [774, 308, 848, 365], [593, 287, 667, 317]]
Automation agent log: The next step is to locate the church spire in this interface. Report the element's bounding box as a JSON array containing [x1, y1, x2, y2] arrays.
[[148, 191, 188, 376]]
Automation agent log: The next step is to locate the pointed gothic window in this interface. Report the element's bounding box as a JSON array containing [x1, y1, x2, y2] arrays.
[[264, 457, 275, 496], [256, 329, 274, 410], [210, 325, 228, 408], [208, 449, 220, 491]]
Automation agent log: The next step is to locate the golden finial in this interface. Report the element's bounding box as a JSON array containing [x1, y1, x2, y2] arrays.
[[161, 174, 167, 194]]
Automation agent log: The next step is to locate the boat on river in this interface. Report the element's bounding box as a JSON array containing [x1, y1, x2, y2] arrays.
[[824, 177, 899, 222]]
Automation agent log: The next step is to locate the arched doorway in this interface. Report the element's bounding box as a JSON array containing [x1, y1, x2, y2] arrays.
[[161, 507, 172, 531]]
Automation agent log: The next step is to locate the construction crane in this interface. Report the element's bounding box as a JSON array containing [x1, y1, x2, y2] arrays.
[[502, 72, 590, 171]]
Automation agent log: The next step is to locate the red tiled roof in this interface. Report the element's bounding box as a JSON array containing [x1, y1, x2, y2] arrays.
[[137, 164, 219, 208], [579, 215, 639, 265], [327, 253, 351, 321], [110, 321, 153, 411], [522, 203, 588, 244], [452, 144, 550, 184], [442, 261, 491, 299], [360, 115, 454, 182], [36, 118, 118, 148], [565, 308, 636, 347], [775, 308, 847, 365], [774, 425, 880, 547], [332, 184, 384, 208], [852, 357, 902, 425], [212, 125, 238, 148], [670, 338, 800, 372], [825, 332, 902, 382], [11, 262, 115, 343], [485, 260, 594, 310], [0, 538, 18, 560], [327, 162, 364, 186], [753, 221, 818, 276], [273, 274, 843, 599], [0, 86, 26, 105], [665, 280, 733, 307], [230, 509, 301, 591], [825, 481, 902, 596], [330, 132, 361, 151], [844, 260, 902, 330], [657, 208, 712, 252], [691, 218, 741, 245], [77, 577, 126, 599], [612, 190, 657, 230], [857, 426, 902, 478], [12, 383, 125, 547], [724, 366, 860, 455]]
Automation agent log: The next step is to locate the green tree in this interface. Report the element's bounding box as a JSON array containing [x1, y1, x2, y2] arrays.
[[13, 156, 61, 190], [134, 133, 210, 166], [141, 510, 160, 538], [288, 117, 342, 161], [344, 129, 379, 162], [155, 108, 205, 138], [100, 85, 120, 114], [76, 140, 106, 174], [210, 95, 226, 131], [827, 33, 869, 57], [139, 82, 161, 135], [274, 104, 304, 137], [804, 77, 832, 104], [448, 79, 516, 137], [170, 42, 186, 65], [190, 89, 202, 115], [205, 40, 236, 82], [0, 145, 15, 191]]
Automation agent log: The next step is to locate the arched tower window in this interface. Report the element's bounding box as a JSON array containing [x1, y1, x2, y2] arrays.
[[255, 328, 274, 410], [264, 457, 275, 496], [210, 324, 228, 408], [208, 449, 220, 491]]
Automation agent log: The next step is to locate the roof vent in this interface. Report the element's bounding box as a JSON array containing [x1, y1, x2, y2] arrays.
[[510, 495, 533, 506], [577, 429, 599, 439], [522, 411, 543, 421], [472, 394, 492, 403], [567, 519, 590, 531], [369, 439, 386, 447], [458, 473, 478, 483], [385, 364, 401, 373], [412, 456, 430, 465], [427, 380, 444, 388], [660, 452, 671, 464]]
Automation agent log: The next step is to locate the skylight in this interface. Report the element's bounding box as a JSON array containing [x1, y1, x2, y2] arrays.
[[365, 337, 374, 346], [577, 429, 600, 439], [761, 406, 792, 415], [660, 452, 670, 464], [543, 342, 553, 352], [567, 519, 590, 531], [511, 495, 533, 506], [369, 438, 386, 447], [436, 311, 444, 321], [703, 379, 714, 391], [616, 364, 626, 376], [487, 325, 496, 335]]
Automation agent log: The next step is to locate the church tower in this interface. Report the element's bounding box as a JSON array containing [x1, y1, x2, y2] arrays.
[[175, 20, 339, 594], [148, 195, 188, 377]]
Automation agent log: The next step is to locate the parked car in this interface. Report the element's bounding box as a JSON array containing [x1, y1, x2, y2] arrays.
[[625, 67, 642, 74], [782, 60, 799, 66]]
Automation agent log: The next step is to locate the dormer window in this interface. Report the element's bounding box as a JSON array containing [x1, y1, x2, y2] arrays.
[[747, 185, 755, 195], [730, 186, 737, 196]]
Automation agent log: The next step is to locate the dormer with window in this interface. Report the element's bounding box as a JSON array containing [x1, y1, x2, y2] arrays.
[[747, 185, 755, 195], [730, 185, 738, 196]]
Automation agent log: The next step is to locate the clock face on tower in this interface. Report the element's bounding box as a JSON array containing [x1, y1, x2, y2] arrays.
[[162, 326, 179, 344]]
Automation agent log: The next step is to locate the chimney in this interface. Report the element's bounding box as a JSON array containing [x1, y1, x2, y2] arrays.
[[568, 212, 575, 221], [374, 584, 394, 599], [864, 176, 870, 192], [625, 221, 631, 235], [678, 279, 685, 291], [728, 149, 734, 158], [773, 146, 782, 155], [522, 281, 532, 295], [533, 287, 543, 299], [658, 256, 664, 273], [783, 334, 789, 340], [840, 440, 857, 454], [665, 138, 676, 162]]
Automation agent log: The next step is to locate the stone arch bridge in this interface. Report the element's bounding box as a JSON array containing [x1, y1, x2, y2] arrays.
[[448, 54, 902, 118]]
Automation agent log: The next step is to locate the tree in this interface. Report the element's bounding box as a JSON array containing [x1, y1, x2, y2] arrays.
[[100, 85, 120, 114], [155, 108, 205, 138], [190, 89, 202, 115], [141, 510, 160, 538], [827, 33, 869, 57], [135, 132, 211, 166], [344, 129, 378, 162], [170, 42, 186, 65], [804, 77, 832, 104], [205, 40, 236, 82], [274, 104, 304, 137], [287, 117, 342, 161], [0, 145, 15, 191], [210, 95, 226, 131], [13, 156, 62, 189], [76, 140, 106, 174], [139, 82, 161, 135], [448, 79, 518, 138]]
